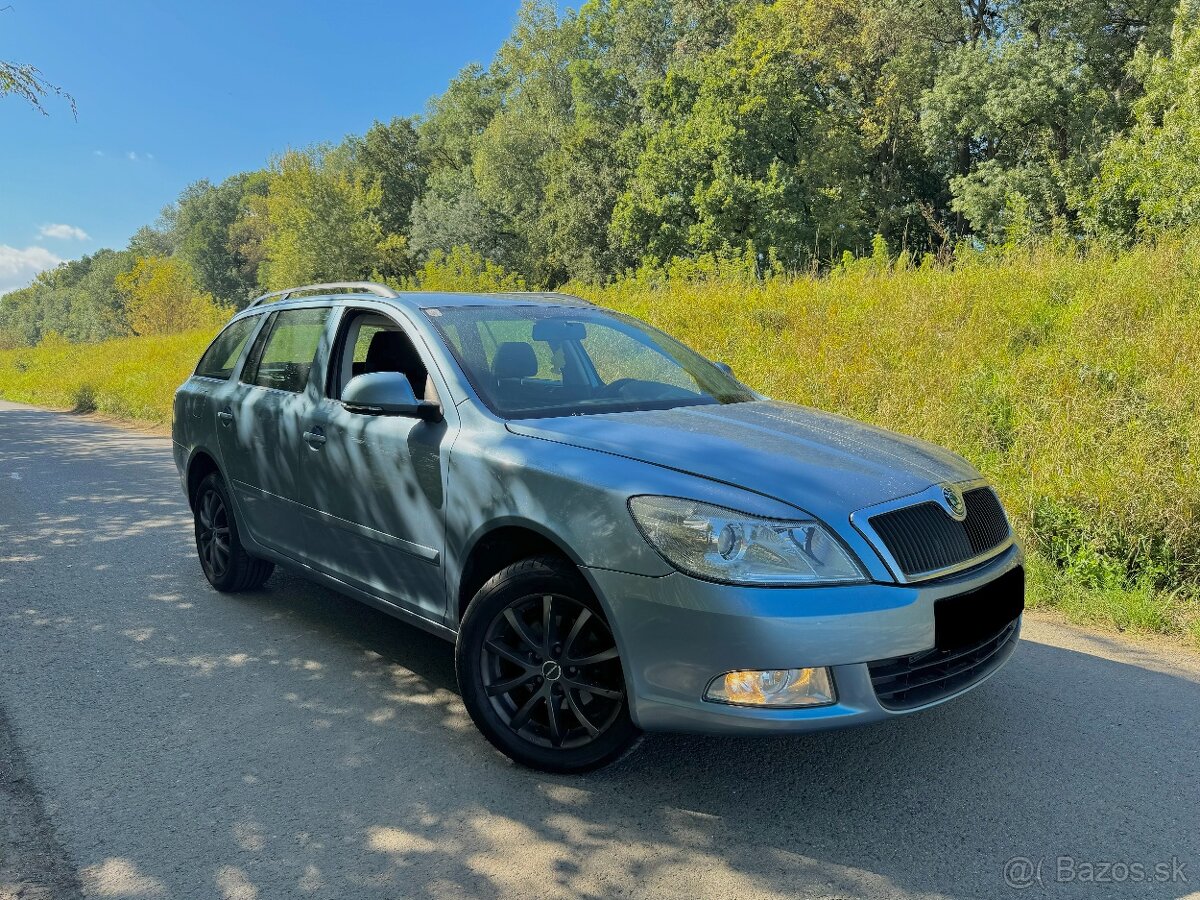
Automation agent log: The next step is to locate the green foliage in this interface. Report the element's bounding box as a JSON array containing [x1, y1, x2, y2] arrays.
[[1091, 1, 1200, 235], [404, 246, 527, 293], [257, 147, 385, 290], [0, 250, 137, 346], [353, 117, 426, 237], [614, 2, 860, 268], [173, 174, 265, 304], [0, 328, 218, 422], [114, 256, 229, 336]]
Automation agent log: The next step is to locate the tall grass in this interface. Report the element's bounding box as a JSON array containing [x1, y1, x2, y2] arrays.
[[2, 237, 1198, 642], [0, 330, 213, 424]]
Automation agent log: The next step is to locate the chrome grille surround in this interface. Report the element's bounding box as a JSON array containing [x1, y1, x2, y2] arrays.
[[850, 479, 1014, 583]]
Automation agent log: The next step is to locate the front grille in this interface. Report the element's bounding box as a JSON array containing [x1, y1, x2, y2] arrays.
[[868, 486, 1010, 578], [868, 566, 1024, 710]]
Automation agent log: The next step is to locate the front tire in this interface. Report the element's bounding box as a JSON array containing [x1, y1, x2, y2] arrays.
[[193, 472, 274, 593], [456, 556, 639, 773]]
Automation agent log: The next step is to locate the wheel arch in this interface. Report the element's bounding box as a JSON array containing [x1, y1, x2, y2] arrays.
[[185, 448, 222, 511], [454, 518, 588, 622]]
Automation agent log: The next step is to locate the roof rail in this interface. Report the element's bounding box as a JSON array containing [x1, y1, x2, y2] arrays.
[[489, 291, 593, 306], [248, 281, 399, 308]]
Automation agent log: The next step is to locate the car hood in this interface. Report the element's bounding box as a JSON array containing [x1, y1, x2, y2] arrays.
[[505, 400, 979, 522]]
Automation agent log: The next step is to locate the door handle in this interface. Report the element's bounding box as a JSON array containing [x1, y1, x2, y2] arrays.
[[217, 409, 234, 423], [303, 427, 327, 447]]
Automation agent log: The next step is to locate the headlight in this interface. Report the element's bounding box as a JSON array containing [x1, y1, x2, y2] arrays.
[[628, 496, 866, 585]]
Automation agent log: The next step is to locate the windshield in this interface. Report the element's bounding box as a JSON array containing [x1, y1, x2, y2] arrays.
[[426, 304, 754, 419]]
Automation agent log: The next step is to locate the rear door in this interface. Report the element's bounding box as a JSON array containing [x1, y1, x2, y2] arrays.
[[215, 305, 333, 560], [294, 305, 453, 622]]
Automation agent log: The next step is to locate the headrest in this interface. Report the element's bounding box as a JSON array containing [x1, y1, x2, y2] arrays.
[[365, 330, 421, 372], [493, 342, 538, 380]]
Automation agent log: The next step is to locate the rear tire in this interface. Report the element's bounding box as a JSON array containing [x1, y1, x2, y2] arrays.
[[456, 556, 639, 773], [193, 472, 274, 593]]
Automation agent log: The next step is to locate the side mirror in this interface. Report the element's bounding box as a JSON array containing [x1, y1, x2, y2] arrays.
[[342, 372, 442, 422], [713, 361, 735, 377]]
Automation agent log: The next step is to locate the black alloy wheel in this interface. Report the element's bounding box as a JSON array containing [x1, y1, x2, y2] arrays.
[[457, 556, 639, 772], [192, 472, 275, 593], [196, 485, 232, 581]]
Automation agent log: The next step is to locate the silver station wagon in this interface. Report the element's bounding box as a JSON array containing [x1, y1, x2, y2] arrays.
[[172, 281, 1024, 772]]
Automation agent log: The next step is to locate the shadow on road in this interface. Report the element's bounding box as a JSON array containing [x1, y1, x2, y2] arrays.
[[1, 402, 1196, 899]]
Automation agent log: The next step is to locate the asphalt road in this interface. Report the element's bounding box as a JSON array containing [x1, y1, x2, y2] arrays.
[[0, 398, 1197, 900]]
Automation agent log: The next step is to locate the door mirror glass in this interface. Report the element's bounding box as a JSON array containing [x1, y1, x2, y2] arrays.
[[342, 372, 420, 416]]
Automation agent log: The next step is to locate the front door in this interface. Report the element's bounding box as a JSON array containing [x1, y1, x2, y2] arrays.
[[215, 305, 332, 561], [295, 307, 452, 622]]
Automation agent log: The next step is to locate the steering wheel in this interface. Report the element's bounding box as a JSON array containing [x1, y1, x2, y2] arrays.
[[601, 378, 642, 398], [601, 379, 692, 401]]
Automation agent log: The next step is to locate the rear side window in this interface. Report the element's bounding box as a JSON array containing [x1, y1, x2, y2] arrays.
[[242, 307, 331, 393], [195, 317, 258, 380]]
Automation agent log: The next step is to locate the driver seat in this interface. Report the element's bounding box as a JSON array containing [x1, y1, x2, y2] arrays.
[[362, 330, 438, 403]]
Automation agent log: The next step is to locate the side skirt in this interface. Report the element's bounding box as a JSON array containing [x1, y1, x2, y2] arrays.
[[243, 540, 458, 644]]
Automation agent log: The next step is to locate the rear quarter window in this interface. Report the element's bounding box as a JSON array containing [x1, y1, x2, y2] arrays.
[[242, 307, 332, 393], [195, 316, 259, 380]]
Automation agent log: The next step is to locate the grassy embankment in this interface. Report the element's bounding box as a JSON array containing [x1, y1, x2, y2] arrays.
[[2, 238, 1198, 644]]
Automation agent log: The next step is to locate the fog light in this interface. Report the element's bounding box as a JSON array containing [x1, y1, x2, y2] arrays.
[[704, 667, 835, 708]]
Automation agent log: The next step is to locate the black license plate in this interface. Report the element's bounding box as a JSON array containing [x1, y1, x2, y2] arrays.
[[934, 566, 1025, 651]]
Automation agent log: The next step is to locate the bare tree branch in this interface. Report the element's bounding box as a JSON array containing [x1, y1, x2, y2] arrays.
[[0, 60, 77, 118], [0, 4, 75, 117]]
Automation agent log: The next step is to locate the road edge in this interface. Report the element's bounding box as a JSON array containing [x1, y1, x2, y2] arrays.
[[0, 701, 85, 900]]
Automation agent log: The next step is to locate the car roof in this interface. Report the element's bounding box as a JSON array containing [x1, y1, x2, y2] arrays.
[[406, 291, 593, 309], [231, 287, 594, 322]]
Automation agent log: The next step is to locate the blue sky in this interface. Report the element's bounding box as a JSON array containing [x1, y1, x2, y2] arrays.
[[0, 0, 531, 293]]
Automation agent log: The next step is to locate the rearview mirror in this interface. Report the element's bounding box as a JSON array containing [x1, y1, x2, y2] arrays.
[[532, 319, 586, 342], [342, 372, 442, 421]]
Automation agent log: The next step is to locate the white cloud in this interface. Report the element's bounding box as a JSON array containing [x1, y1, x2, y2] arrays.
[[93, 149, 104, 157], [0, 245, 62, 295], [39, 223, 90, 241]]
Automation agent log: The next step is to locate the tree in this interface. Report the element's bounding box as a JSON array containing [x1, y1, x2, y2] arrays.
[[128, 224, 177, 258], [115, 257, 228, 336], [257, 148, 384, 290], [612, 1, 872, 269], [348, 117, 427, 238], [65, 250, 137, 342], [0, 250, 139, 346], [174, 174, 265, 304], [418, 64, 508, 176], [1090, 1, 1200, 236], [409, 168, 518, 267], [918, 0, 1176, 241], [467, 1, 583, 283], [226, 172, 271, 299]]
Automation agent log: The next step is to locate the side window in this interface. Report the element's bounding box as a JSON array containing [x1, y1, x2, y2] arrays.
[[242, 307, 331, 393], [331, 310, 432, 401], [352, 323, 392, 372], [195, 317, 258, 380]]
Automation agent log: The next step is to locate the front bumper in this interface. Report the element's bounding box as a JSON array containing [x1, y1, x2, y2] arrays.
[[584, 543, 1023, 734]]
